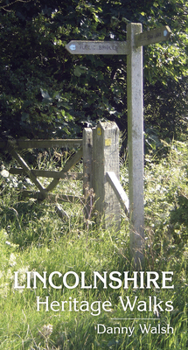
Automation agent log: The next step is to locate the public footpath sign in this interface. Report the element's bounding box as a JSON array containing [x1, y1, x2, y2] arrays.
[[66, 23, 171, 268], [66, 40, 129, 55]]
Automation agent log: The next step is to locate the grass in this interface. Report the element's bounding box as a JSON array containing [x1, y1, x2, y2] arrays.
[[0, 141, 187, 349]]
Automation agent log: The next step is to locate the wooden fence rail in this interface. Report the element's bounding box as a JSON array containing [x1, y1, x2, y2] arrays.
[[9, 168, 83, 180], [0, 139, 82, 149]]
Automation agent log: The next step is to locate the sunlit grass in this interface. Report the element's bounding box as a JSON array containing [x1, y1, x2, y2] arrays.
[[0, 141, 187, 349]]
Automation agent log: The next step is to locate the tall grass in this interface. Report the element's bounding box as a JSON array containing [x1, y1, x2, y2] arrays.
[[0, 141, 187, 349]]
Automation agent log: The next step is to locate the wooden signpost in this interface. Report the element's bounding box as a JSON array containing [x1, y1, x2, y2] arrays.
[[66, 23, 171, 268]]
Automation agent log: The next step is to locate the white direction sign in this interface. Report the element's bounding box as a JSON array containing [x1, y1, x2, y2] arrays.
[[65, 40, 129, 55], [135, 25, 171, 47]]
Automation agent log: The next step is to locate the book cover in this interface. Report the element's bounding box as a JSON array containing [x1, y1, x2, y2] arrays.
[[0, 1, 187, 349]]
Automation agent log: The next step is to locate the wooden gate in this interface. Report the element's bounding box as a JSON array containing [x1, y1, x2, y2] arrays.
[[0, 138, 84, 202], [0, 123, 129, 220]]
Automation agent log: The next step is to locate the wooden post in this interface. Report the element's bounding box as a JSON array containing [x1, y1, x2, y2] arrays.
[[127, 23, 145, 268], [83, 128, 93, 219], [92, 121, 121, 229]]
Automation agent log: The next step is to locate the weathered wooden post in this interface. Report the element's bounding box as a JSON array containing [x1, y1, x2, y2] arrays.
[[92, 121, 121, 229], [127, 23, 145, 268], [83, 128, 93, 219]]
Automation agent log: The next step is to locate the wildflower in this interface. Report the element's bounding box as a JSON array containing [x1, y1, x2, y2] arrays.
[[39, 324, 53, 338]]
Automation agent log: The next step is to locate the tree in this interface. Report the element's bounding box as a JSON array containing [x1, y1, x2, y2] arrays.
[[0, 0, 187, 143]]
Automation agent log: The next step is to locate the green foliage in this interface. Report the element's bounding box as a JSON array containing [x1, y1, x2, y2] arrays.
[[144, 139, 188, 246], [0, 0, 187, 141]]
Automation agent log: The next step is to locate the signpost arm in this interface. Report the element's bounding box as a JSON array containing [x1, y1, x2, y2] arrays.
[[127, 23, 145, 269]]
